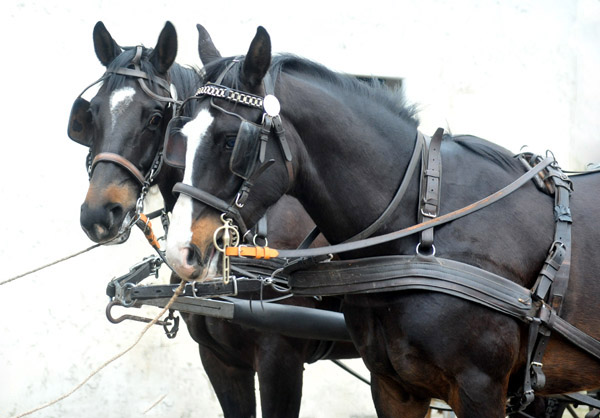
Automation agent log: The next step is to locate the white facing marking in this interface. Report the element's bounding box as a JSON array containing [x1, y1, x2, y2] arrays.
[[166, 109, 214, 267], [181, 109, 214, 184], [109, 87, 136, 131]]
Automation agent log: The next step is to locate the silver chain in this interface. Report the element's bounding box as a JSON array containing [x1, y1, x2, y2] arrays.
[[195, 84, 264, 109]]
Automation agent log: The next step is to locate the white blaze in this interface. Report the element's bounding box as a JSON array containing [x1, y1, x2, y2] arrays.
[[166, 110, 214, 266], [109, 87, 136, 131]]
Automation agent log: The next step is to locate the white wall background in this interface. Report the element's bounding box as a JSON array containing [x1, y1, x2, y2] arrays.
[[1, 1, 599, 417]]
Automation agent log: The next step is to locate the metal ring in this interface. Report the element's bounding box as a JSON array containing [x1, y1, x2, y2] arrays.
[[416, 243, 436, 257], [253, 235, 268, 247]]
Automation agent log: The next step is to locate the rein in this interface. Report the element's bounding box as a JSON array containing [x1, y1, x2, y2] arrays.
[[226, 155, 555, 259]]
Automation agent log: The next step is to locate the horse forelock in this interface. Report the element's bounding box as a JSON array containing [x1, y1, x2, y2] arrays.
[[103, 47, 202, 98], [201, 55, 244, 89], [104, 47, 155, 90]]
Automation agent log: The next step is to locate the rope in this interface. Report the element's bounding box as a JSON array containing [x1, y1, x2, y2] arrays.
[[330, 359, 370, 385], [143, 393, 168, 414], [12, 281, 186, 418], [0, 244, 101, 286]]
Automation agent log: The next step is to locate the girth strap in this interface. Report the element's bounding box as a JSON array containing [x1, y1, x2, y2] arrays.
[[519, 161, 574, 408]]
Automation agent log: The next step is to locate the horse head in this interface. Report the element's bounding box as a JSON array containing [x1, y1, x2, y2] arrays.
[[164, 27, 293, 281], [70, 21, 179, 244]]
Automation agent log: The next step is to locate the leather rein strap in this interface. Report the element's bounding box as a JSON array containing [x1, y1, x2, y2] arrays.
[[343, 130, 425, 243], [269, 155, 555, 259]]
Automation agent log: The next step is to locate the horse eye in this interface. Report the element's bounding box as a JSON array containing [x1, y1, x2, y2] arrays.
[[225, 135, 236, 150], [148, 114, 162, 130]]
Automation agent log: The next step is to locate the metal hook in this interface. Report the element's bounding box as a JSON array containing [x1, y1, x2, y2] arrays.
[[163, 310, 180, 339], [106, 300, 172, 327]]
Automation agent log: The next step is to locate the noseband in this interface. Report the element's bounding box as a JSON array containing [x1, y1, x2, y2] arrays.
[[168, 59, 293, 237]]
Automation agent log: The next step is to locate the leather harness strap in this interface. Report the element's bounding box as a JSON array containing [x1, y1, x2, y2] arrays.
[[344, 130, 424, 243], [172, 182, 248, 234], [518, 161, 574, 407], [288, 255, 536, 319], [272, 156, 554, 259], [92, 152, 146, 185], [418, 127, 444, 254]]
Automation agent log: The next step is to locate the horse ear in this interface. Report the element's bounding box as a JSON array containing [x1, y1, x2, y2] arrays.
[[197, 24, 221, 65], [93, 21, 122, 66], [242, 26, 271, 88], [150, 21, 177, 74]]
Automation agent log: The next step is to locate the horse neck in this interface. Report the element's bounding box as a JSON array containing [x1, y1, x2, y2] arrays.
[[279, 73, 420, 246]]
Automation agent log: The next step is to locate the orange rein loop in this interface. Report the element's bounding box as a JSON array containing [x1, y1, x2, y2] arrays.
[[225, 246, 279, 260], [136, 213, 161, 251]]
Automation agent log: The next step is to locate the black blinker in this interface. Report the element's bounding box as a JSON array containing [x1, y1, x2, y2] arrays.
[[67, 97, 93, 146]]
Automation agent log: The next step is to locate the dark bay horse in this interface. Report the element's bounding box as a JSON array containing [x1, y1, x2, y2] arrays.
[[70, 21, 357, 418], [163, 26, 600, 418]]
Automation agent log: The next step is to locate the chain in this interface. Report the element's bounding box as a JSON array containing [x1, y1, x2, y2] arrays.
[[195, 83, 264, 109], [213, 214, 240, 284]]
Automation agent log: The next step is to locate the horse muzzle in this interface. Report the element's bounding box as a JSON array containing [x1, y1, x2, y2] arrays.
[[80, 201, 134, 244], [166, 242, 219, 282]]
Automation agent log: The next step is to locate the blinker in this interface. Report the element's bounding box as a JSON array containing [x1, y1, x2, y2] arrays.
[[163, 116, 191, 169], [230, 121, 262, 180], [164, 113, 263, 180], [68, 97, 93, 146]]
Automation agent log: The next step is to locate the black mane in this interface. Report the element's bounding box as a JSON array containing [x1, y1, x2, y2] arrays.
[[452, 134, 523, 172], [271, 54, 419, 126], [201, 53, 420, 127], [201, 53, 523, 171]]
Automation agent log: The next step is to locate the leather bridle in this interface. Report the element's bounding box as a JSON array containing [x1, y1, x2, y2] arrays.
[[71, 46, 181, 214], [168, 59, 292, 238]]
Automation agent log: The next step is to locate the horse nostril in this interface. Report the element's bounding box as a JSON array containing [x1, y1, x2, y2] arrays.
[[93, 224, 108, 239], [107, 203, 124, 224], [181, 246, 195, 268], [180, 245, 204, 270]]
